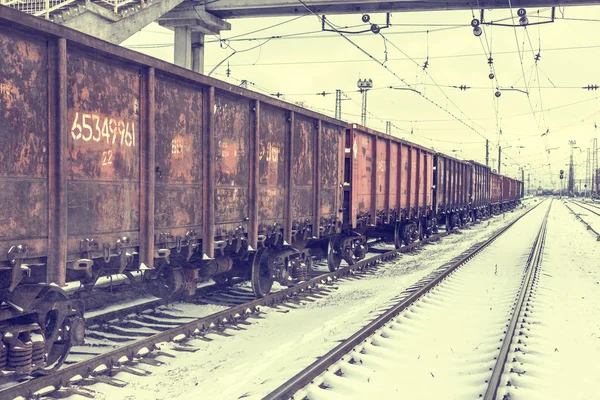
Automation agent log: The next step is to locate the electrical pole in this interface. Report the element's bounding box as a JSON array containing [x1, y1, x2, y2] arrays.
[[334, 89, 342, 120], [485, 139, 489, 167], [586, 148, 590, 197], [527, 173, 530, 196], [357, 78, 373, 126], [386, 121, 391, 135], [591, 138, 600, 195], [568, 140, 576, 197], [497, 146, 501, 173]]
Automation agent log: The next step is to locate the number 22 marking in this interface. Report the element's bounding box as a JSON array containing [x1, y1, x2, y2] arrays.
[[101, 150, 113, 166]]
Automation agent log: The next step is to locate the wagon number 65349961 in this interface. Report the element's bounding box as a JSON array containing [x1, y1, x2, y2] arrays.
[[70, 111, 136, 147]]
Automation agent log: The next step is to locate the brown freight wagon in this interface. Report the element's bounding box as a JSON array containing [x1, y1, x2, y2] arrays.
[[490, 172, 504, 214], [468, 160, 492, 220], [434, 153, 471, 230], [501, 176, 519, 211], [0, 6, 347, 378], [343, 124, 435, 250], [504, 177, 523, 206]]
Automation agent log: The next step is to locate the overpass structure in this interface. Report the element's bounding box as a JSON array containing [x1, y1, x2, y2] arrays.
[[2, 0, 600, 73]]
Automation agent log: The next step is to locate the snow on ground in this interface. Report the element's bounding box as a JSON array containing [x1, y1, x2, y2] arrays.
[[567, 200, 600, 235], [65, 200, 540, 400], [296, 200, 550, 400], [498, 200, 600, 400]]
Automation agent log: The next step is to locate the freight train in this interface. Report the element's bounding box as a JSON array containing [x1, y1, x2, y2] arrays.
[[0, 7, 522, 380]]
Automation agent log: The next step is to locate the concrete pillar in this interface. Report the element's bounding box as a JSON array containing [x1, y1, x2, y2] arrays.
[[192, 32, 205, 74], [174, 26, 192, 69]]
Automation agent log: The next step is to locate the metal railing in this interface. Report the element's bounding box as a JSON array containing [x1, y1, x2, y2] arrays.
[[1, 0, 77, 18], [1, 0, 145, 19]]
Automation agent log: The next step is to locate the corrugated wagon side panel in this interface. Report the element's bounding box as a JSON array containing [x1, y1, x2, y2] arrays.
[[376, 138, 388, 213], [66, 48, 141, 255], [418, 150, 425, 211], [154, 75, 203, 239], [483, 167, 492, 206], [321, 122, 342, 225], [409, 147, 418, 215], [0, 28, 49, 263], [426, 151, 434, 211], [292, 114, 315, 223], [435, 155, 445, 213], [389, 142, 399, 218], [502, 176, 511, 202], [213, 92, 250, 236], [472, 163, 481, 208], [462, 163, 469, 207], [258, 104, 286, 227], [491, 173, 503, 203], [351, 130, 373, 222], [399, 144, 410, 213]]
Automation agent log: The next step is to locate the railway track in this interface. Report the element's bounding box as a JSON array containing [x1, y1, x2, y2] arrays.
[[564, 200, 600, 240], [0, 203, 536, 399], [1, 229, 456, 399], [263, 199, 549, 400]]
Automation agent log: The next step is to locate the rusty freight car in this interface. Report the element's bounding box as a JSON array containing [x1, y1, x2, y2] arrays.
[[490, 172, 504, 214], [0, 5, 348, 379], [502, 177, 522, 210], [343, 124, 435, 251], [434, 153, 471, 230], [469, 160, 491, 220]]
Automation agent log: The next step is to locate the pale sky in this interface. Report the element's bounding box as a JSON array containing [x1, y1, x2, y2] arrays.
[[122, 5, 600, 191]]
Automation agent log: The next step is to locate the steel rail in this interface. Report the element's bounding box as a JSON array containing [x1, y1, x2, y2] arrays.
[[483, 200, 551, 400], [572, 200, 600, 217], [263, 199, 545, 400], [564, 201, 600, 240], [0, 229, 453, 399]]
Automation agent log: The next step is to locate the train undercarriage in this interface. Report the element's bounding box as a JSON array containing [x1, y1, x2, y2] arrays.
[[0, 285, 84, 383]]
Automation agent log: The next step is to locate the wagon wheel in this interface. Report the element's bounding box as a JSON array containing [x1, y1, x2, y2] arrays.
[[251, 248, 274, 298], [394, 224, 402, 249], [146, 267, 185, 298], [35, 289, 73, 375], [327, 236, 342, 272]]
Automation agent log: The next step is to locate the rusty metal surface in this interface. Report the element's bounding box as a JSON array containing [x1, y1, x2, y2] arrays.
[[425, 152, 433, 211], [46, 38, 67, 285], [490, 173, 503, 203], [351, 129, 373, 225], [389, 142, 399, 218], [409, 147, 418, 214], [375, 138, 387, 213], [418, 151, 425, 209], [202, 86, 215, 258], [292, 115, 315, 221], [434, 154, 445, 213], [258, 104, 286, 225], [0, 8, 344, 129], [248, 100, 259, 248], [66, 49, 140, 256], [213, 92, 250, 235], [320, 123, 341, 220], [154, 75, 203, 237], [470, 161, 491, 208], [0, 28, 49, 265], [139, 67, 155, 267], [502, 176, 511, 202], [436, 154, 474, 213], [399, 144, 409, 214], [0, 6, 349, 286]]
